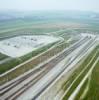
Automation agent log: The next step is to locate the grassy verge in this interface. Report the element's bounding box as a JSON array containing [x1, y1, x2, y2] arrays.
[[62, 46, 99, 100], [0, 53, 8, 60], [82, 61, 99, 100]]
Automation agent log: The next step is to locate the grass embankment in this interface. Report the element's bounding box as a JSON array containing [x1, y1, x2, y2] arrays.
[[0, 53, 8, 60], [62, 46, 99, 100], [83, 61, 99, 100]]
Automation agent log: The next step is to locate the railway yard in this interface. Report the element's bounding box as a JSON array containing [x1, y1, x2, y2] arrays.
[[0, 31, 99, 100], [0, 11, 99, 100]]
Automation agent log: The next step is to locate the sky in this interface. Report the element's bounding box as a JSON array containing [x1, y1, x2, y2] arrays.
[[0, 0, 99, 12]]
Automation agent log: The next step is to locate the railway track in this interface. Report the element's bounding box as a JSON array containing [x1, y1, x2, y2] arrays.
[[31, 38, 97, 100], [0, 37, 91, 100]]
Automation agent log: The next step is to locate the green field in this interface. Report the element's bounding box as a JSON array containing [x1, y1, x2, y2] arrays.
[[0, 53, 8, 60], [62, 46, 99, 100]]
